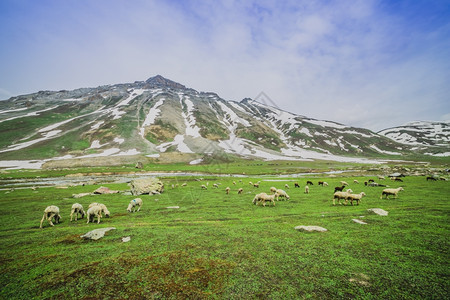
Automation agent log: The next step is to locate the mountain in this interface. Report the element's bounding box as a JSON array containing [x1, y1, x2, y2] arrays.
[[0, 75, 447, 167], [378, 121, 450, 156]]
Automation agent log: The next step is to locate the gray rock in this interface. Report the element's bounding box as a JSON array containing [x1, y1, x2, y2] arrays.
[[129, 177, 164, 196], [80, 227, 116, 240], [295, 225, 327, 232], [367, 208, 388, 216], [352, 219, 367, 224]]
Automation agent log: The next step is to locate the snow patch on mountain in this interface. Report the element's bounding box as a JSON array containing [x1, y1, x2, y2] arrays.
[[139, 98, 165, 137], [179, 94, 201, 138]]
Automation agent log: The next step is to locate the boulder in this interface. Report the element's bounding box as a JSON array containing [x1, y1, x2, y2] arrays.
[[129, 177, 164, 196], [81, 227, 116, 240], [93, 186, 120, 194], [367, 208, 388, 216], [295, 225, 327, 232]]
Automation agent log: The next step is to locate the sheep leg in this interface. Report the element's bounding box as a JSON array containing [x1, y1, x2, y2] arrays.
[[70, 210, 74, 222], [47, 213, 55, 226], [137, 205, 141, 212], [40, 213, 46, 228], [97, 213, 101, 224]]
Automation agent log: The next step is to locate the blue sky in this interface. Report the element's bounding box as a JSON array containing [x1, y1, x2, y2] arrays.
[[0, 0, 449, 131]]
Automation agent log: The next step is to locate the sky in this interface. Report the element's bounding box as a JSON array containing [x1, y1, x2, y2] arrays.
[[0, 0, 449, 132]]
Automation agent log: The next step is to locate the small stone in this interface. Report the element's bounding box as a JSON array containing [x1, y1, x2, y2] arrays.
[[166, 206, 180, 209], [352, 219, 367, 225], [367, 208, 388, 216], [80, 227, 116, 240], [295, 225, 327, 232]]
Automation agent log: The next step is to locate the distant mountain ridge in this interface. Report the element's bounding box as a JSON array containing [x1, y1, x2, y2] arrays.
[[0, 75, 448, 167], [378, 121, 449, 154]]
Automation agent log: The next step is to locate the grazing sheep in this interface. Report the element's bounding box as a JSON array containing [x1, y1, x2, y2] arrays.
[[225, 187, 230, 194], [201, 184, 208, 190], [353, 180, 359, 184], [88, 203, 110, 217], [127, 198, 143, 212], [284, 184, 290, 189], [380, 187, 404, 199], [340, 181, 349, 186], [70, 203, 85, 221], [252, 192, 276, 207], [294, 182, 300, 188], [181, 183, 187, 187], [393, 177, 403, 182], [248, 181, 253, 185], [345, 192, 366, 206], [426, 176, 437, 181], [368, 182, 387, 187], [232, 181, 236, 185], [318, 181, 324, 186], [40, 205, 61, 228], [306, 181, 314, 185], [323, 182, 329, 186], [213, 183, 219, 188], [86, 205, 103, 224], [304, 186, 309, 194], [270, 187, 277, 193], [368, 179, 375, 183], [275, 189, 290, 201], [333, 189, 353, 205], [238, 188, 243, 194], [253, 183, 260, 188], [334, 185, 346, 193], [377, 176, 385, 180]]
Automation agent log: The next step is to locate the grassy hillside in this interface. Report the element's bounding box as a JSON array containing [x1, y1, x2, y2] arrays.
[[0, 171, 448, 299]]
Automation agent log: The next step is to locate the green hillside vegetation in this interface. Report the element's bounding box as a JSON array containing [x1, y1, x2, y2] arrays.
[[0, 167, 448, 299]]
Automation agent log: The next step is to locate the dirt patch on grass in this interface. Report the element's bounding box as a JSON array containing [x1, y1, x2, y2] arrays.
[[40, 251, 236, 299]]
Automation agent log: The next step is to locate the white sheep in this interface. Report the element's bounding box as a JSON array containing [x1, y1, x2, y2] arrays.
[[127, 198, 143, 212], [86, 205, 103, 224], [252, 192, 276, 207], [345, 192, 366, 206], [284, 184, 290, 189], [238, 188, 244, 194], [340, 181, 349, 186], [353, 180, 359, 184], [378, 175, 385, 180], [304, 186, 309, 194], [201, 184, 208, 190], [333, 189, 353, 205], [323, 182, 329, 186], [70, 203, 85, 221], [225, 187, 230, 194], [270, 187, 277, 193], [275, 189, 290, 201], [213, 183, 219, 188], [88, 203, 110, 217], [40, 205, 61, 228], [380, 187, 404, 199]]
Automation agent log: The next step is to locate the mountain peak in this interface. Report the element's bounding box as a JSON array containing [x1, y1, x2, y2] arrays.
[[145, 75, 186, 89]]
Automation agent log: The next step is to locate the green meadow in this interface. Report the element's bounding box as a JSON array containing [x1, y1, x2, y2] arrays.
[[0, 165, 449, 299]]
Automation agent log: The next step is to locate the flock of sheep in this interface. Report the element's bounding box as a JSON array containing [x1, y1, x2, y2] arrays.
[[39, 175, 406, 228], [39, 198, 143, 228]]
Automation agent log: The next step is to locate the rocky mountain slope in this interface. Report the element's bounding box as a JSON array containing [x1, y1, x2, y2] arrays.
[[0, 75, 447, 167], [378, 121, 449, 156]]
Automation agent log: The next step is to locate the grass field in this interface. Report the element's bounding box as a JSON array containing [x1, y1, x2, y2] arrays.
[[0, 168, 449, 299]]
